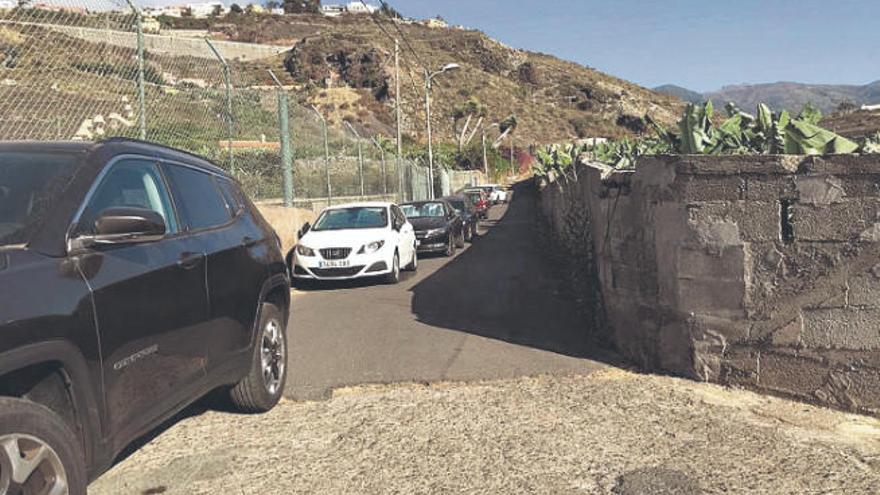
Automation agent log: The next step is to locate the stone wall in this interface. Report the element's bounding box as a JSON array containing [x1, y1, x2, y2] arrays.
[[539, 155, 880, 415]]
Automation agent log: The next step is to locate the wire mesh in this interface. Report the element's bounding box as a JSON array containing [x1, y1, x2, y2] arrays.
[[0, 0, 434, 203]]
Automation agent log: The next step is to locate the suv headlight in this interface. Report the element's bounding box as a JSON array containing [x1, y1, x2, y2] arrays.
[[296, 244, 315, 257], [358, 240, 385, 254]]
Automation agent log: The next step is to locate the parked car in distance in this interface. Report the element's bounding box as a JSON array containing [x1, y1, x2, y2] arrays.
[[0, 138, 290, 494], [461, 188, 490, 219], [290, 202, 417, 284], [481, 184, 509, 204], [443, 195, 479, 242], [401, 200, 465, 256]]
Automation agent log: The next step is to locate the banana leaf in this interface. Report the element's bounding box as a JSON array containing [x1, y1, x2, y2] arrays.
[[785, 119, 859, 155]]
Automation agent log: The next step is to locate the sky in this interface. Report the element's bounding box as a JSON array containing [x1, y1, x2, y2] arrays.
[[384, 0, 879, 92]]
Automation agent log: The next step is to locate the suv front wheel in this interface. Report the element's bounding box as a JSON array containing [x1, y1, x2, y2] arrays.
[[229, 302, 288, 413], [0, 397, 87, 495]]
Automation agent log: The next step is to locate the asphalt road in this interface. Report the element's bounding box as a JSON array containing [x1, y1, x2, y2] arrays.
[[285, 184, 610, 400]]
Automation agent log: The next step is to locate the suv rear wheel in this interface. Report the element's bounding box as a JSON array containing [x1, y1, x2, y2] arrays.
[[0, 397, 86, 495], [229, 302, 287, 413]]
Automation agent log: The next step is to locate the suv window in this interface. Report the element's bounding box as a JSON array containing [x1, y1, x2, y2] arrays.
[[163, 164, 231, 231], [78, 158, 178, 236]]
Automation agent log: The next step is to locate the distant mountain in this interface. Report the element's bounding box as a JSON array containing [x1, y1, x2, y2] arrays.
[[708, 81, 880, 114], [655, 81, 880, 115], [653, 84, 704, 104]]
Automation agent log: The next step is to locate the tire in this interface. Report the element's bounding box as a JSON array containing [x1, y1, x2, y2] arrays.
[[469, 223, 479, 242], [464, 225, 472, 243], [229, 302, 287, 413], [0, 397, 87, 495], [405, 248, 418, 271], [385, 252, 401, 284], [455, 228, 466, 248]]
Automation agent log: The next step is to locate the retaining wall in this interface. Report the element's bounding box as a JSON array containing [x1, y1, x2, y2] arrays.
[[539, 155, 880, 415]]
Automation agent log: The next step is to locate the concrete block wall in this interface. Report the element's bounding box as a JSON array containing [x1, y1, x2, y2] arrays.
[[538, 154, 880, 415]]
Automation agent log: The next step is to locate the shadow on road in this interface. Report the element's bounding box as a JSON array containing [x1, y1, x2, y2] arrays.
[[410, 181, 615, 362]]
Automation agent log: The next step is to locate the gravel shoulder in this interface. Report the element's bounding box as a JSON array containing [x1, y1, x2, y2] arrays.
[[91, 369, 880, 495]]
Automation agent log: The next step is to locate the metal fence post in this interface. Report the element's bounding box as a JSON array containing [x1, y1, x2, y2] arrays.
[[371, 137, 387, 197], [344, 121, 365, 197], [125, 0, 146, 140], [206, 40, 234, 174], [310, 105, 331, 206], [269, 71, 294, 207]]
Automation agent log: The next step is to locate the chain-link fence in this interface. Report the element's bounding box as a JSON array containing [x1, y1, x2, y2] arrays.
[[0, 0, 466, 204]]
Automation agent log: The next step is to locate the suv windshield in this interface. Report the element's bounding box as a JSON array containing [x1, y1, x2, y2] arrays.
[[401, 203, 445, 218], [312, 207, 388, 231], [0, 152, 79, 247]]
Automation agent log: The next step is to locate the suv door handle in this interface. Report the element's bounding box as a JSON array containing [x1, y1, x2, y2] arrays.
[[177, 251, 204, 270]]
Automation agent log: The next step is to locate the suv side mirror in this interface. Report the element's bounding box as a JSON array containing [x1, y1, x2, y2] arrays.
[[92, 207, 166, 245]]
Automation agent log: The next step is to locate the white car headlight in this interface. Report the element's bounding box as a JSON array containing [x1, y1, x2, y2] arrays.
[[296, 244, 315, 257], [358, 240, 385, 254], [427, 228, 446, 237]]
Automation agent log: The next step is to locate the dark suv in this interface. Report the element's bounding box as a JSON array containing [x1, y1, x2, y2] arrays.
[[0, 139, 290, 494]]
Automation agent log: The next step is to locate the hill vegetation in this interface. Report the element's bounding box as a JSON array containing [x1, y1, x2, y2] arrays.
[[168, 12, 684, 147]]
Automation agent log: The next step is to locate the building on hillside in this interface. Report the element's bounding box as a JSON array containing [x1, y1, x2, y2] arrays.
[[146, 5, 187, 17], [422, 17, 448, 29], [33, 3, 88, 14], [321, 2, 377, 16], [270, 7, 284, 14], [187, 1, 225, 18], [345, 1, 375, 14], [246, 3, 266, 14], [142, 15, 161, 33]]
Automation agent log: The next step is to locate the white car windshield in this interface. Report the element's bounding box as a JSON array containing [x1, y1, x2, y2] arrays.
[[312, 207, 388, 231], [401, 203, 445, 218]]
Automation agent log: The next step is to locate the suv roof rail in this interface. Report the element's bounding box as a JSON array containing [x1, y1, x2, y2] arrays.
[[99, 137, 226, 175]]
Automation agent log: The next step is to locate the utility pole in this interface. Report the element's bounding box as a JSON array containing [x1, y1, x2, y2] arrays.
[[481, 126, 488, 177], [395, 39, 404, 203]]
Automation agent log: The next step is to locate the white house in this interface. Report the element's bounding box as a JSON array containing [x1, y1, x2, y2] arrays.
[[345, 1, 376, 14], [321, 2, 377, 16], [187, 1, 225, 18]]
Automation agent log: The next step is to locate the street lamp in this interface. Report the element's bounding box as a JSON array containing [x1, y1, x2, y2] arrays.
[[310, 105, 332, 205], [425, 62, 460, 199]]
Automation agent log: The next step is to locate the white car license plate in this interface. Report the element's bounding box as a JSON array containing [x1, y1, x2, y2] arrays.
[[319, 260, 350, 268]]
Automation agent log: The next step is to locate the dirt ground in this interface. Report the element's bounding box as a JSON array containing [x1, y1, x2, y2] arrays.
[[90, 369, 880, 495]]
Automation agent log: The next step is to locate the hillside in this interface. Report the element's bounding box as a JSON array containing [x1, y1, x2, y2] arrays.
[[175, 13, 684, 145], [653, 84, 703, 104], [657, 81, 880, 115]]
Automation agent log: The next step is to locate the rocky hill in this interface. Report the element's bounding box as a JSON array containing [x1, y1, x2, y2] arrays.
[[174, 13, 684, 145]]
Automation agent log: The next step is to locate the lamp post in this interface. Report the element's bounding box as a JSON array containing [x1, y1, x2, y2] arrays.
[[425, 62, 459, 199], [310, 105, 331, 205], [344, 121, 365, 197]]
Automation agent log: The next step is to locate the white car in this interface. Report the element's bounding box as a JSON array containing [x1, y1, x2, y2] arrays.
[[291, 202, 418, 284], [482, 184, 508, 204]]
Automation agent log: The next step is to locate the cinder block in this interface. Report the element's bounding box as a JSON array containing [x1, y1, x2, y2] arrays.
[[677, 245, 745, 282], [820, 368, 880, 412], [770, 314, 803, 347], [792, 199, 880, 241], [688, 201, 779, 243], [688, 313, 750, 344], [758, 352, 829, 397], [798, 154, 880, 176], [848, 269, 880, 307], [745, 176, 798, 201], [677, 277, 745, 316], [678, 176, 745, 202], [796, 175, 845, 205], [719, 348, 759, 386], [802, 308, 880, 350], [672, 155, 798, 176]]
